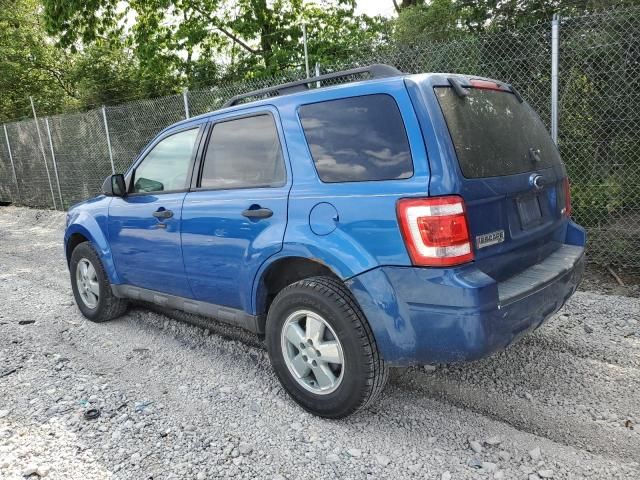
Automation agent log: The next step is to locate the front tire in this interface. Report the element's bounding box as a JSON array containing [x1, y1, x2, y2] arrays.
[[266, 276, 388, 418], [70, 242, 127, 322]]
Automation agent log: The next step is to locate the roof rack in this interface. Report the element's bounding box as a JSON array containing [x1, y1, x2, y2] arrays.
[[222, 64, 404, 108]]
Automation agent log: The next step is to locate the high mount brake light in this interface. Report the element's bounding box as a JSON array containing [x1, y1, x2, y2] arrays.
[[563, 177, 572, 217], [396, 196, 474, 267], [469, 79, 510, 92]]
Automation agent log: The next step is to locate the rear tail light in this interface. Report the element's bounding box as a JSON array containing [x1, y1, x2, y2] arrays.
[[396, 196, 474, 267], [562, 177, 572, 217]]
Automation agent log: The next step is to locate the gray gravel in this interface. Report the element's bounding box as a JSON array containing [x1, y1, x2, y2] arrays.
[[0, 205, 638, 479]]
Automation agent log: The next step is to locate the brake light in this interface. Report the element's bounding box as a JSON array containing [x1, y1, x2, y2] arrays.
[[562, 177, 572, 217], [469, 79, 509, 92], [396, 196, 474, 267]]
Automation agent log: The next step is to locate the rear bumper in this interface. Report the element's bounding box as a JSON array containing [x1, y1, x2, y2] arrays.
[[346, 221, 586, 366]]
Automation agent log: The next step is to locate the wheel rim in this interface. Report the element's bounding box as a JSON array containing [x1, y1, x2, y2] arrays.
[[76, 258, 99, 309], [281, 309, 345, 395]]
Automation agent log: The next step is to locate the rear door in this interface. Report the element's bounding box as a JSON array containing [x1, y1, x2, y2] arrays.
[[181, 107, 290, 312], [108, 127, 201, 297], [432, 81, 569, 280]]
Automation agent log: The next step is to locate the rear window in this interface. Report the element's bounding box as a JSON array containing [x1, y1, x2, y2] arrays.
[[200, 114, 285, 190], [299, 94, 413, 183], [435, 87, 562, 178]]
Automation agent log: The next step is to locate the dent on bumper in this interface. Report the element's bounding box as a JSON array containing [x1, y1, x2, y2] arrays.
[[346, 223, 586, 366]]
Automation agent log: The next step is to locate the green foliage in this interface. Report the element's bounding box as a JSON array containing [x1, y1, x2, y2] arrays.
[[393, 0, 640, 44], [0, 0, 391, 119], [0, 0, 182, 120], [69, 45, 178, 107], [570, 181, 624, 228], [0, 0, 74, 119], [41, 0, 122, 47], [302, 4, 392, 69], [390, 0, 640, 265], [557, 5, 640, 243], [39, 0, 390, 84], [394, 0, 460, 44]]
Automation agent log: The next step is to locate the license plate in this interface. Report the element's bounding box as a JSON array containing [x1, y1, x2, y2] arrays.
[[517, 194, 543, 229]]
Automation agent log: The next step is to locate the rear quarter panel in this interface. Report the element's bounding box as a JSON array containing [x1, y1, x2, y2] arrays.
[[270, 79, 431, 282]]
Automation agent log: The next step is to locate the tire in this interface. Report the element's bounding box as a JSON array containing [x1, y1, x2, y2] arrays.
[[70, 242, 127, 322], [265, 276, 388, 418]]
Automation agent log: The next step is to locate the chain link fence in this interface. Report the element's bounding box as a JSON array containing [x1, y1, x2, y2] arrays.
[[557, 8, 640, 268], [0, 7, 638, 266]]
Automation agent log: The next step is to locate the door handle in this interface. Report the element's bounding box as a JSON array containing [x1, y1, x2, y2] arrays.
[[153, 209, 173, 219], [241, 207, 273, 219]]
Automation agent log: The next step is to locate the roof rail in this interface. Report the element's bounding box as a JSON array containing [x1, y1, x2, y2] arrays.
[[222, 64, 404, 108]]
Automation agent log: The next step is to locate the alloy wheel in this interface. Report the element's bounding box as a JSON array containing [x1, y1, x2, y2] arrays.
[[281, 309, 345, 395]]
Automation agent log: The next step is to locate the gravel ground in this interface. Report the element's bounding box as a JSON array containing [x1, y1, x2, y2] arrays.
[[0, 205, 638, 480]]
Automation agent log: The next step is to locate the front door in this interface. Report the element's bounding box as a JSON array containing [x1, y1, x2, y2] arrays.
[[181, 109, 290, 312], [108, 126, 201, 297]]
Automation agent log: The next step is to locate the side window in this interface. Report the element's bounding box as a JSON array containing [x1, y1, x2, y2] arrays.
[[299, 94, 414, 183], [132, 128, 199, 193], [200, 114, 285, 189]]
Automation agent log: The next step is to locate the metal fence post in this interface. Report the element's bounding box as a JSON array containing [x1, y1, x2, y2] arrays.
[[551, 13, 559, 144], [183, 88, 190, 119], [45, 118, 64, 209], [302, 22, 310, 78], [101, 106, 116, 175], [315, 63, 321, 88], [30, 97, 57, 210], [3, 124, 20, 202]]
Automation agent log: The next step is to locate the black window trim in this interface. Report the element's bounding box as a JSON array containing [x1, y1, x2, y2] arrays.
[[296, 92, 415, 184], [126, 125, 205, 197], [191, 110, 288, 193]]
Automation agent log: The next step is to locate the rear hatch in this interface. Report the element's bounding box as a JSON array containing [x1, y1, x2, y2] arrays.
[[432, 79, 569, 281]]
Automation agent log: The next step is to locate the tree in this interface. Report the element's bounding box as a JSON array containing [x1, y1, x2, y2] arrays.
[[41, 0, 390, 83], [69, 44, 178, 107], [0, 0, 391, 119], [0, 0, 75, 120], [394, 0, 459, 44], [0, 0, 178, 120], [393, 0, 424, 13], [393, 0, 640, 44]]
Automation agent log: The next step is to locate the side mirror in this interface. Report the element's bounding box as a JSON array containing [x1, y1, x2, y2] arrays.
[[102, 174, 127, 197]]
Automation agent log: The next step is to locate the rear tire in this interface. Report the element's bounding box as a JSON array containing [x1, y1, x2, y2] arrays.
[[70, 242, 127, 322], [266, 276, 388, 418]]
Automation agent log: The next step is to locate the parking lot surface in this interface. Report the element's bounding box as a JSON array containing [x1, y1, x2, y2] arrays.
[[0, 206, 638, 479]]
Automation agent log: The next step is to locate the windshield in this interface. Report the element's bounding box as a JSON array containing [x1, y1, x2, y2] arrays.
[[435, 87, 562, 178]]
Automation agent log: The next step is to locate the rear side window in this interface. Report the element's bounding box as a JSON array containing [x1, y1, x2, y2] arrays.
[[299, 94, 413, 183], [200, 114, 285, 189], [435, 87, 562, 178]]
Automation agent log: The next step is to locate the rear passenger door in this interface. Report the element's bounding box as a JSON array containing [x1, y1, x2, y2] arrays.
[[181, 107, 290, 312]]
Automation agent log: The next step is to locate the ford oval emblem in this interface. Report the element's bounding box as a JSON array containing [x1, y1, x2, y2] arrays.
[[530, 173, 545, 191]]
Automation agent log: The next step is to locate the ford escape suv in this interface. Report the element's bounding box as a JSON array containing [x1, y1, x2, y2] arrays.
[[64, 64, 586, 418]]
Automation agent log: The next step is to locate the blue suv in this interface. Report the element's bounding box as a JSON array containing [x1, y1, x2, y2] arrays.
[[65, 65, 586, 418]]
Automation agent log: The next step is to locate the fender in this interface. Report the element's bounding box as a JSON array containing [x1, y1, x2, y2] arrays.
[[65, 209, 122, 285], [250, 236, 378, 315]]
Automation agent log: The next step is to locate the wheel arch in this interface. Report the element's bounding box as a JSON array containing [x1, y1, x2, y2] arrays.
[[64, 216, 121, 285], [65, 232, 89, 266], [253, 255, 342, 322]]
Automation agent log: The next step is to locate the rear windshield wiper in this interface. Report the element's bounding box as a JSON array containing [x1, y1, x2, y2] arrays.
[[448, 77, 469, 98]]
